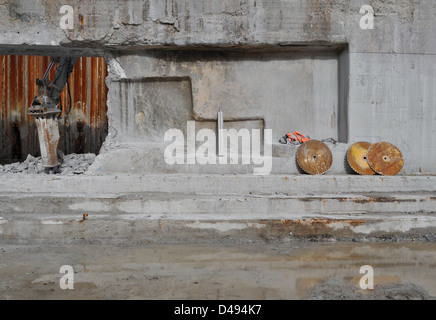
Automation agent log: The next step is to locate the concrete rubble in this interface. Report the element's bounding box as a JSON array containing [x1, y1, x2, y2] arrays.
[[307, 277, 434, 300], [0, 153, 96, 175]]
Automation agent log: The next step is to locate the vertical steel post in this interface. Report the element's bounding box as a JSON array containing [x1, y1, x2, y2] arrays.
[[35, 116, 60, 168]]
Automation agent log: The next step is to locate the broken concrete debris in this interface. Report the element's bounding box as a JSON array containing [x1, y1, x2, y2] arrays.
[[0, 152, 95, 175], [307, 277, 434, 300]]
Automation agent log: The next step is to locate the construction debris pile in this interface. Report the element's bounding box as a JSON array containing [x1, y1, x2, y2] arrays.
[[0, 152, 95, 175]]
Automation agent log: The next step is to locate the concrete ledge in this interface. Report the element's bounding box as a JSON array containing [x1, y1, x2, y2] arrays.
[[1, 173, 436, 195], [0, 214, 435, 245], [0, 192, 435, 216], [86, 142, 352, 175], [1, 174, 435, 217], [0, 173, 434, 243]]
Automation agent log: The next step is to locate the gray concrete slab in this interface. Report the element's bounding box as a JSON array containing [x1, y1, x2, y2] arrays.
[[0, 173, 435, 242], [0, 242, 435, 300]]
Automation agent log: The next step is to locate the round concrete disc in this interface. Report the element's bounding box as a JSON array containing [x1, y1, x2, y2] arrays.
[[296, 140, 332, 175], [347, 141, 375, 175], [367, 142, 404, 176]]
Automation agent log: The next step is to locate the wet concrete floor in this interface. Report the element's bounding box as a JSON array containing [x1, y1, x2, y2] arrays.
[[0, 241, 435, 300]]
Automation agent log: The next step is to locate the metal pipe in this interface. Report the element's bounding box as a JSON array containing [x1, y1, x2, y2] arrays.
[[42, 61, 54, 80], [35, 117, 60, 168]]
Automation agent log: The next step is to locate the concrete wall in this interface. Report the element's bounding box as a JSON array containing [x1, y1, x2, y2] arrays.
[[0, 0, 435, 174], [111, 50, 341, 143]]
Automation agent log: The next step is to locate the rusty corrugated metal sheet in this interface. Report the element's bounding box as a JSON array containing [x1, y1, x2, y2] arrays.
[[0, 55, 108, 163]]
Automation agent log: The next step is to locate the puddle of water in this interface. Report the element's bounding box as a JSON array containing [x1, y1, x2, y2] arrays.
[[0, 241, 434, 299]]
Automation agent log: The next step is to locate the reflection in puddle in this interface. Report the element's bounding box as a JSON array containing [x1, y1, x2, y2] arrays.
[[0, 241, 435, 299]]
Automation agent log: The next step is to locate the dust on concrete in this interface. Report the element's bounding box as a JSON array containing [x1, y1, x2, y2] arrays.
[[0, 152, 95, 175], [0, 241, 434, 300], [307, 277, 433, 300], [372, 0, 415, 22]]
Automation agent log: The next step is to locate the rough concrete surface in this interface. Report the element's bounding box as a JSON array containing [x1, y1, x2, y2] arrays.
[[0, 152, 95, 175], [0, 0, 435, 301], [0, 169, 435, 300], [307, 277, 433, 300], [0, 1, 435, 173], [0, 171, 435, 243], [0, 242, 435, 300]]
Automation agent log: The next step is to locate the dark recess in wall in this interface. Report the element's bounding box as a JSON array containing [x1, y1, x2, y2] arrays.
[[0, 55, 108, 164]]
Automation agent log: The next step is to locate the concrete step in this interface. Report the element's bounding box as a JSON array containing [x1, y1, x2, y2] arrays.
[[1, 173, 435, 196], [0, 173, 435, 243], [1, 211, 435, 245], [0, 173, 435, 216], [0, 191, 435, 216], [87, 142, 351, 174]]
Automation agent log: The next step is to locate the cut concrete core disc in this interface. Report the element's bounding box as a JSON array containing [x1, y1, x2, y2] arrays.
[[367, 142, 404, 176], [347, 141, 375, 175], [297, 140, 332, 175]]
